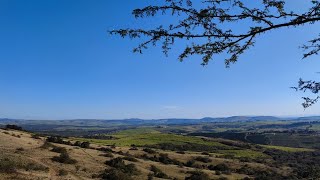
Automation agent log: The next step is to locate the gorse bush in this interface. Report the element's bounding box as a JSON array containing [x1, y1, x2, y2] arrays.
[[101, 152, 114, 158], [101, 168, 133, 180], [31, 134, 41, 139], [143, 148, 157, 154], [150, 165, 169, 179], [52, 151, 77, 164], [122, 156, 138, 162], [194, 156, 212, 163], [105, 157, 139, 175], [185, 171, 210, 180], [51, 146, 67, 153], [25, 162, 49, 172], [58, 169, 68, 176], [0, 158, 17, 173]]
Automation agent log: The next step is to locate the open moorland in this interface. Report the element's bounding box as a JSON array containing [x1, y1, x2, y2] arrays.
[[1, 117, 320, 180]]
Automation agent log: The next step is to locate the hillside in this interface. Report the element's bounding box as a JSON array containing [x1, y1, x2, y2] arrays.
[[2, 126, 320, 180]]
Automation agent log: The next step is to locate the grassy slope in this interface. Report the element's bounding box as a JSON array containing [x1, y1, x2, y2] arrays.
[[76, 128, 229, 147], [261, 145, 314, 152]]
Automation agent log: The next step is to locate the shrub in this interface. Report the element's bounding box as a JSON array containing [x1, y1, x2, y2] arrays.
[[51, 146, 67, 153], [185, 171, 210, 180], [129, 147, 138, 150], [105, 157, 139, 175], [101, 168, 133, 180], [58, 169, 68, 176], [46, 136, 64, 144], [102, 152, 114, 158], [158, 153, 181, 165], [110, 143, 116, 148], [209, 163, 230, 172], [25, 162, 49, 172], [31, 134, 41, 139], [98, 147, 114, 152], [0, 158, 17, 173], [176, 151, 186, 154], [40, 141, 54, 149], [201, 152, 210, 156], [52, 151, 77, 164], [185, 159, 196, 167], [73, 141, 82, 146], [16, 147, 24, 152], [150, 165, 169, 179], [80, 142, 90, 148], [143, 148, 157, 154], [194, 156, 212, 163], [123, 156, 138, 162]]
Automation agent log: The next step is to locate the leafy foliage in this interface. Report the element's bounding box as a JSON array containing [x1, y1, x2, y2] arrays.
[[111, 0, 320, 66], [111, 0, 320, 106]]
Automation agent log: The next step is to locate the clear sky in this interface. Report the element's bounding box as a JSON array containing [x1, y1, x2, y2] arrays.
[[0, 0, 319, 120]]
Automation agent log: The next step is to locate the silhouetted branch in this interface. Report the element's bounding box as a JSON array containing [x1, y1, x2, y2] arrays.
[[110, 0, 320, 107]]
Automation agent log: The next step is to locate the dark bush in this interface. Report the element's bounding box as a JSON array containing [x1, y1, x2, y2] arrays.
[[25, 162, 49, 172], [58, 169, 68, 176], [101, 168, 133, 180], [129, 147, 138, 150], [150, 165, 169, 179], [16, 147, 24, 152], [185, 159, 196, 167], [194, 156, 212, 163], [143, 148, 157, 154], [74, 141, 82, 146], [201, 152, 210, 156], [101, 152, 114, 158], [185, 171, 210, 180], [31, 134, 41, 139], [40, 141, 54, 149], [0, 158, 17, 173], [123, 156, 138, 162], [5, 124, 23, 131], [51, 146, 67, 153], [176, 151, 186, 154], [98, 147, 114, 153], [46, 136, 64, 144], [80, 141, 90, 148], [52, 151, 77, 164], [209, 163, 230, 172], [105, 157, 139, 175]]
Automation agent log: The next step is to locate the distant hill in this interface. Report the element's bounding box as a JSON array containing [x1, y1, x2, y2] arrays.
[[1, 116, 319, 130]]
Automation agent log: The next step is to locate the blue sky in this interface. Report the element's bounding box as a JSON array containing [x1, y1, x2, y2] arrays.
[[0, 0, 319, 119]]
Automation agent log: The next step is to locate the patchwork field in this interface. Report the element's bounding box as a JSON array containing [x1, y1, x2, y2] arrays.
[[1, 122, 320, 180]]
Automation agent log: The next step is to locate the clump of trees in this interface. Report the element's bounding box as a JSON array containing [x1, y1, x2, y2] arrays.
[[147, 143, 227, 152], [5, 124, 23, 131], [46, 136, 90, 149]]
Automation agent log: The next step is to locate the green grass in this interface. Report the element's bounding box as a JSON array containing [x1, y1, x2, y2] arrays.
[[310, 124, 320, 131], [261, 145, 314, 152], [216, 149, 268, 159], [75, 128, 228, 147], [114, 128, 161, 136]]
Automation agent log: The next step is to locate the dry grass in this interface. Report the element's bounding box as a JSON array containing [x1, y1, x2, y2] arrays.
[[0, 129, 274, 180]]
